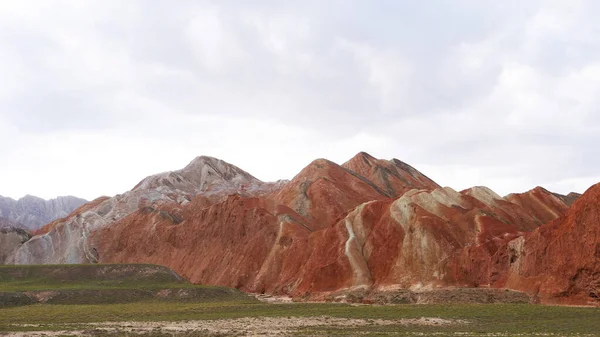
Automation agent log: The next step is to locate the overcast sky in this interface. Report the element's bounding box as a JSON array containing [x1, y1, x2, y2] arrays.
[[1, 0, 599, 200]]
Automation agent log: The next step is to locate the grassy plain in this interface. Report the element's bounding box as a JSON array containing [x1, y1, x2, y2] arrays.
[[1, 264, 598, 336]]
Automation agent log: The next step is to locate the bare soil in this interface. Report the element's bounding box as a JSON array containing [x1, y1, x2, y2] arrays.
[[1, 315, 467, 336]]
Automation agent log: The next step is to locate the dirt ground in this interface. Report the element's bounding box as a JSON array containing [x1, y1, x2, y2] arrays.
[[1, 315, 467, 336]]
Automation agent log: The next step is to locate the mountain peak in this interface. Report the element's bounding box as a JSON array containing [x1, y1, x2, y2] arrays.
[[132, 155, 268, 198], [183, 155, 223, 168], [178, 155, 260, 187], [342, 152, 440, 197]]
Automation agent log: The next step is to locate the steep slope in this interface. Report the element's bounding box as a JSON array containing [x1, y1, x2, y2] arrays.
[[93, 196, 283, 290], [82, 154, 442, 294], [288, 185, 565, 297], [91, 184, 570, 299], [269, 158, 390, 231], [342, 152, 440, 197], [101, 196, 313, 296], [9, 156, 281, 265], [552, 192, 582, 207], [0, 227, 31, 264], [497, 183, 600, 305], [505, 187, 570, 224], [0, 195, 87, 230], [0, 217, 30, 264]]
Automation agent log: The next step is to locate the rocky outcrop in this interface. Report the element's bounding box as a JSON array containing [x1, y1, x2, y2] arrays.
[[0, 227, 32, 264], [497, 183, 600, 305], [0, 195, 87, 230]]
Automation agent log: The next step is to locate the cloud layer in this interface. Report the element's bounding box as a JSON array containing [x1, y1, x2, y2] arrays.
[[1, 0, 599, 199]]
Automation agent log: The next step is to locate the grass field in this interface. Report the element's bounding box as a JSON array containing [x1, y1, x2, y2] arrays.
[[1, 264, 599, 336], [0, 264, 194, 291], [0, 264, 249, 306], [0, 301, 599, 336]]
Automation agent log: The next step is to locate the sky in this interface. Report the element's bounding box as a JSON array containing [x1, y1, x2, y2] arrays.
[[1, 0, 599, 200]]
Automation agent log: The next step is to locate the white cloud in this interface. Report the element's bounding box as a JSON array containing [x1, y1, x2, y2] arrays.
[[0, 0, 599, 200], [185, 6, 249, 72]]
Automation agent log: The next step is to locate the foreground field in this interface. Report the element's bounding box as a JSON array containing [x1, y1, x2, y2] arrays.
[[0, 264, 249, 306], [1, 264, 598, 336], [1, 301, 599, 336]]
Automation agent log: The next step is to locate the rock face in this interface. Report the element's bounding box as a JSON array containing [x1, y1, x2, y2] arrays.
[[0, 227, 32, 264], [4, 152, 596, 305], [341, 152, 440, 197], [0, 195, 87, 230], [497, 183, 600, 305], [552, 192, 582, 207], [9, 156, 281, 265], [285, 185, 561, 297], [505, 187, 570, 224]]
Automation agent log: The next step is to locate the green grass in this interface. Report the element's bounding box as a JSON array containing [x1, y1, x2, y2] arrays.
[[0, 264, 191, 291], [0, 264, 252, 305], [0, 302, 599, 336], [0, 263, 233, 291], [2, 265, 599, 336]]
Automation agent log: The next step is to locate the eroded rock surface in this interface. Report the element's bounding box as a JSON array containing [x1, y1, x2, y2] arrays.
[[498, 183, 600, 305], [0, 227, 31, 264], [6, 152, 596, 305]]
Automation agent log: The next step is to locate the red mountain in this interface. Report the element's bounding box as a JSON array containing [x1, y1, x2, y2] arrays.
[[3, 153, 596, 305], [497, 183, 600, 305]]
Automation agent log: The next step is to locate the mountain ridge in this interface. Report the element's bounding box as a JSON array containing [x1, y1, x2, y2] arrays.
[[0, 194, 87, 230], [1, 152, 594, 305]]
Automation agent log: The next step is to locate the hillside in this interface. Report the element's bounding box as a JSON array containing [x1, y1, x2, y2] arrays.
[[2, 153, 596, 305], [498, 183, 600, 305]]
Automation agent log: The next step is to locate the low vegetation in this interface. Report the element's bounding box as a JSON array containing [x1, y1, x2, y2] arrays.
[[0, 264, 251, 306], [1, 264, 599, 336], [0, 301, 599, 336]]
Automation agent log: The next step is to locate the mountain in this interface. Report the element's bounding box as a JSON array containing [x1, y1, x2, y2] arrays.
[[3, 153, 595, 305], [0, 195, 87, 230], [551, 192, 582, 207], [341, 152, 440, 197], [0, 217, 23, 229], [497, 183, 600, 305], [11, 156, 281, 264], [505, 187, 571, 224], [0, 220, 31, 264]]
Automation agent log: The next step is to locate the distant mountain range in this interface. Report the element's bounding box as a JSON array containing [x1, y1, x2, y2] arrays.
[[0, 217, 22, 229], [0, 195, 87, 231]]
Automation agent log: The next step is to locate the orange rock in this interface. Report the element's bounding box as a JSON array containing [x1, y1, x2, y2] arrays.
[[268, 158, 389, 230], [7, 152, 597, 305], [342, 152, 440, 197], [505, 187, 570, 225], [497, 183, 600, 305]]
